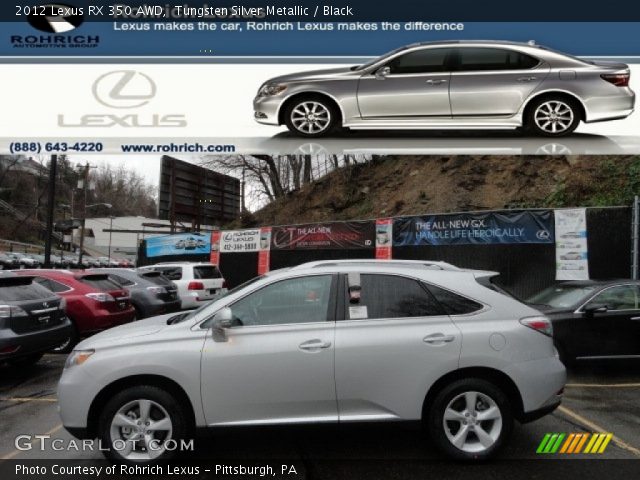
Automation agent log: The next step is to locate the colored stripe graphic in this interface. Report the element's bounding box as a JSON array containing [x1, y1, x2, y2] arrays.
[[537, 433, 612, 454]]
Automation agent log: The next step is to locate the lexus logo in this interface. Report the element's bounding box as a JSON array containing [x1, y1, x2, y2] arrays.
[[536, 230, 551, 240], [92, 70, 157, 109], [42, 302, 50, 308], [28, 3, 84, 33]]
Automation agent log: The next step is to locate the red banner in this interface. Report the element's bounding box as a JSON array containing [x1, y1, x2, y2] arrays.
[[210, 231, 221, 266], [375, 218, 393, 260], [258, 227, 272, 275], [271, 221, 374, 250]]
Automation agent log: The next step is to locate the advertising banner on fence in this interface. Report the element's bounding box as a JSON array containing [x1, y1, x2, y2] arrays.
[[376, 218, 393, 260], [393, 211, 554, 246], [258, 227, 272, 275], [555, 208, 589, 280], [220, 229, 261, 253], [210, 231, 221, 265], [271, 221, 375, 250], [146, 232, 211, 257]]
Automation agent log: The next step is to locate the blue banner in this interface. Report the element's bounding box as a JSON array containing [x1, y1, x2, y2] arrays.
[[146, 232, 211, 257], [393, 211, 554, 246]]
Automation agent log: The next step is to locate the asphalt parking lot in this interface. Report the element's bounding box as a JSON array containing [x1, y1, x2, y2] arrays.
[[1, 355, 640, 477]]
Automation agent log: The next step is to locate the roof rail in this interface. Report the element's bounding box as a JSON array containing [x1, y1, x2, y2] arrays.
[[290, 259, 462, 271]]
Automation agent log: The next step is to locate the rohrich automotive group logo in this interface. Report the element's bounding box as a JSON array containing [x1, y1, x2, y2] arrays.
[[11, 3, 99, 49], [536, 432, 613, 454], [58, 70, 188, 128]]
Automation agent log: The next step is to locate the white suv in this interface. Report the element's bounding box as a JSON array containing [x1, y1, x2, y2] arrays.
[[59, 260, 565, 464], [138, 262, 225, 309]]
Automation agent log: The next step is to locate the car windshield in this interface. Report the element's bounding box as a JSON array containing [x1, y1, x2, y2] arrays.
[[168, 275, 265, 324], [526, 285, 597, 308], [353, 45, 412, 71]]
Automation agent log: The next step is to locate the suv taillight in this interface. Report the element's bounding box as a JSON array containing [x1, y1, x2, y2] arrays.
[[520, 316, 553, 337], [188, 281, 204, 290], [85, 292, 115, 303], [0, 305, 28, 318], [601, 73, 630, 87]]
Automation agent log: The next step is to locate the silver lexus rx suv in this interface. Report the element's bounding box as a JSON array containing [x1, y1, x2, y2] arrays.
[[254, 40, 635, 137], [58, 260, 565, 463]]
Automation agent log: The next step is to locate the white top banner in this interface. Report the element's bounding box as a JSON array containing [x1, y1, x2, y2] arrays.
[[220, 229, 261, 253], [555, 208, 589, 280]]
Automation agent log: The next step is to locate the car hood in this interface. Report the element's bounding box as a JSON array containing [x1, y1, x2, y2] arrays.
[[265, 66, 356, 84], [75, 313, 178, 349]]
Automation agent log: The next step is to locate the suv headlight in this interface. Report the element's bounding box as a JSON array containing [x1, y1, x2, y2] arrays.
[[258, 83, 287, 97], [64, 349, 95, 369]]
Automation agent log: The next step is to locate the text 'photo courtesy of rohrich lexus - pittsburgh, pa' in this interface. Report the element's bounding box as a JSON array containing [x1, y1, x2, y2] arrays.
[[254, 40, 635, 137], [57, 260, 565, 463]]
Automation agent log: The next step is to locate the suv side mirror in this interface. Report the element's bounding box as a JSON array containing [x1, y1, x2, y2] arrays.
[[583, 303, 608, 316], [211, 307, 234, 342], [376, 66, 391, 80]]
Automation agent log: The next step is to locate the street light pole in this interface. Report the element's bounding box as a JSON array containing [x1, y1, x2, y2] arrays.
[[108, 216, 113, 263]]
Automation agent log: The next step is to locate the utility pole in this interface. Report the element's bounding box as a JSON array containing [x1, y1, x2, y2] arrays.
[[77, 163, 90, 265], [44, 155, 58, 268], [633, 195, 639, 280]]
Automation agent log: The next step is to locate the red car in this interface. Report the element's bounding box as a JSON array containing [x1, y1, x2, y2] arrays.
[[16, 270, 135, 352]]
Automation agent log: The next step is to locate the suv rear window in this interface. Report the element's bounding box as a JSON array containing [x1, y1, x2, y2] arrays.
[[425, 283, 483, 315], [193, 266, 222, 279], [0, 279, 53, 301], [79, 276, 122, 291], [354, 274, 443, 319], [140, 271, 173, 286], [154, 267, 183, 280]]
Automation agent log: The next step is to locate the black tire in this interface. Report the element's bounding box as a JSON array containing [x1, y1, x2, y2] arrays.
[[51, 322, 78, 354], [98, 385, 189, 464], [525, 95, 580, 137], [7, 353, 44, 367], [283, 95, 340, 137], [427, 378, 513, 461], [133, 304, 145, 321]]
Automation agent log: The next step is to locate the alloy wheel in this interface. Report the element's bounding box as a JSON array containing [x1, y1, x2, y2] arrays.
[[290, 101, 331, 134], [442, 391, 503, 453], [534, 101, 574, 134], [109, 399, 173, 461]]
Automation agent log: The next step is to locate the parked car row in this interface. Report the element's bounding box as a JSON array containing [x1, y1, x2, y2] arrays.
[[0, 252, 135, 270]]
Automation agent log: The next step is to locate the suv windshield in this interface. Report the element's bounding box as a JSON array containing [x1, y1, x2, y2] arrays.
[[354, 45, 413, 71], [527, 285, 597, 308]]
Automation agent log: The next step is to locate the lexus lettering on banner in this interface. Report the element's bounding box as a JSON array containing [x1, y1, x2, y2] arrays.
[[271, 221, 375, 250], [393, 211, 554, 246], [220, 229, 261, 252]]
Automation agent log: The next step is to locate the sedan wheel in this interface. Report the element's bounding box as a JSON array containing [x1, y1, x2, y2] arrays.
[[527, 97, 580, 137], [284, 96, 338, 137]]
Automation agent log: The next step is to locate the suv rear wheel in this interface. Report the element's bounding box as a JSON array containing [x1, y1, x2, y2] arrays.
[[98, 385, 189, 464], [427, 378, 513, 460]]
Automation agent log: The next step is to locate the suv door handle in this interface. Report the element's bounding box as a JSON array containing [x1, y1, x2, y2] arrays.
[[517, 76, 537, 82], [423, 333, 456, 344], [299, 339, 332, 351], [426, 79, 447, 85]]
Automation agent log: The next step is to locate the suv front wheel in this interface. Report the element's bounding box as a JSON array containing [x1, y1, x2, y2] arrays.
[[98, 385, 189, 464], [427, 378, 513, 461]]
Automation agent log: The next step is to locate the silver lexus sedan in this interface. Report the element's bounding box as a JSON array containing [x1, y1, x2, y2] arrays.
[[58, 260, 565, 463], [254, 40, 635, 137]]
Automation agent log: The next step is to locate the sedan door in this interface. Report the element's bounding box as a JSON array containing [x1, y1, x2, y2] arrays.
[[449, 47, 550, 117], [200, 274, 338, 425], [334, 273, 462, 421], [357, 47, 454, 119], [575, 284, 640, 358]]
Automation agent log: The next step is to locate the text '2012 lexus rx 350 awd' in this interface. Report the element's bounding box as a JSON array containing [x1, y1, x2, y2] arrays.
[[58, 260, 565, 464], [254, 40, 635, 137]]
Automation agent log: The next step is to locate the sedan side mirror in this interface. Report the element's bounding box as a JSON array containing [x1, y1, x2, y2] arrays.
[[375, 66, 391, 80], [583, 303, 608, 316], [211, 307, 234, 342]]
